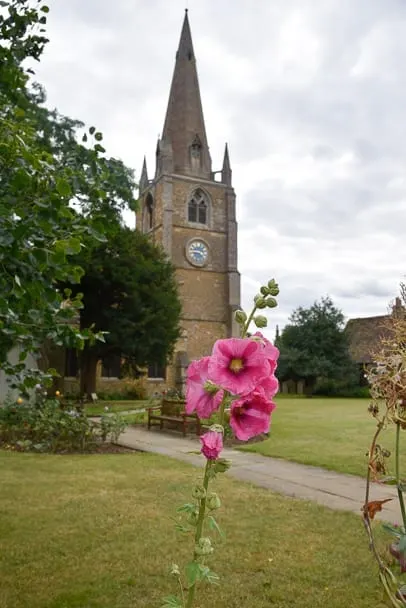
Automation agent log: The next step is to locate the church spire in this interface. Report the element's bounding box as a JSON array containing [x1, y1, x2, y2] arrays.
[[159, 10, 212, 178], [139, 156, 149, 192], [221, 143, 232, 186]]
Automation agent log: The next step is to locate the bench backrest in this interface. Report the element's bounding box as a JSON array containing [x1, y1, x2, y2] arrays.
[[161, 398, 186, 417]]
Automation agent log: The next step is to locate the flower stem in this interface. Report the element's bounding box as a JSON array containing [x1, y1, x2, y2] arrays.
[[395, 422, 406, 530], [242, 305, 257, 338], [218, 395, 228, 428], [185, 460, 211, 608]]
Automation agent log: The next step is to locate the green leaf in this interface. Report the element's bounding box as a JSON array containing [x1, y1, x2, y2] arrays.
[[41, 5, 50, 12], [95, 132, 103, 141], [56, 178, 72, 197], [208, 515, 225, 538], [161, 596, 183, 608], [89, 126, 96, 135], [177, 503, 197, 514], [82, 133, 88, 143], [199, 565, 220, 585], [185, 561, 201, 587], [399, 534, 406, 553], [94, 143, 106, 154], [382, 522, 403, 537]]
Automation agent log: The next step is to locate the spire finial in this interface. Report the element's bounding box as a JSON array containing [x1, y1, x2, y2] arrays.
[[221, 143, 232, 186]]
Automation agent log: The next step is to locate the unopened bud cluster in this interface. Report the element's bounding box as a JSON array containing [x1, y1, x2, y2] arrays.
[[234, 278, 279, 331]]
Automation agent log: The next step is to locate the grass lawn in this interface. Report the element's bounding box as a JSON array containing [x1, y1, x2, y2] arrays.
[[241, 397, 404, 478], [84, 400, 152, 416], [0, 451, 390, 608]]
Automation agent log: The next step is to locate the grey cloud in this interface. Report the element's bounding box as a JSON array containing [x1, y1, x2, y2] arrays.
[[34, 0, 406, 330]]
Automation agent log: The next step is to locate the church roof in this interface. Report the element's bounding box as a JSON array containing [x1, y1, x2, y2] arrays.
[[161, 10, 212, 177]]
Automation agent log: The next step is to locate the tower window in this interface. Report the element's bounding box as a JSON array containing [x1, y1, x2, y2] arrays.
[[188, 188, 208, 225], [190, 134, 202, 159], [143, 192, 154, 232]]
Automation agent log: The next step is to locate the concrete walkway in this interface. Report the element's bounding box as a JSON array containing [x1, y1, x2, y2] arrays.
[[117, 426, 402, 524]]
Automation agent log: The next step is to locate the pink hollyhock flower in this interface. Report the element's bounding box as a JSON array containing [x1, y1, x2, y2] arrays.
[[261, 374, 279, 399], [252, 332, 279, 373], [209, 338, 270, 395], [200, 430, 223, 460], [230, 388, 276, 441], [186, 357, 223, 419]]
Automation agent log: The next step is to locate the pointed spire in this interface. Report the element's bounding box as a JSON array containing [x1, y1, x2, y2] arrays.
[[159, 11, 212, 178], [221, 143, 232, 186], [139, 156, 149, 192]]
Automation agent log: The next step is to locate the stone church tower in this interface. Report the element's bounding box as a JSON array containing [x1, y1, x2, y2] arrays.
[[136, 11, 240, 390]]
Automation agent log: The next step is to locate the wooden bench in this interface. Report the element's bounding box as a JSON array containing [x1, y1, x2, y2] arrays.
[[148, 398, 201, 437]]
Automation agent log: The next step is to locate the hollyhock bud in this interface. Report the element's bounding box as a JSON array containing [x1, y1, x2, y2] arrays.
[[254, 315, 267, 328], [192, 485, 206, 500], [195, 537, 213, 556], [265, 297, 278, 308], [200, 430, 223, 460], [234, 309, 247, 324], [260, 286, 270, 296], [207, 492, 221, 510], [267, 279, 280, 296], [254, 296, 267, 309]]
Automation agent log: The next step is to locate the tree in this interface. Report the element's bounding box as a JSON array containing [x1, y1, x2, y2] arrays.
[[62, 227, 182, 396], [0, 1, 137, 393], [277, 297, 356, 394]]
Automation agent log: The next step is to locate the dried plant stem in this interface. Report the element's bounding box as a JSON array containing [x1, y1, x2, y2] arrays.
[[395, 422, 406, 529]]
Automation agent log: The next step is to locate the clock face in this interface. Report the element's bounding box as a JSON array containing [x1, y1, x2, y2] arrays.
[[187, 240, 209, 266]]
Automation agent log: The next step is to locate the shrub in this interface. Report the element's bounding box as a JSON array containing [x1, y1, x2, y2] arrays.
[[99, 412, 128, 442], [0, 396, 127, 452], [313, 378, 370, 398]]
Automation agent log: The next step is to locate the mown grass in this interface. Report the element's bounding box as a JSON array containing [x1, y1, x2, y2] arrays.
[[0, 451, 390, 607], [85, 400, 152, 416], [242, 397, 404, 477]]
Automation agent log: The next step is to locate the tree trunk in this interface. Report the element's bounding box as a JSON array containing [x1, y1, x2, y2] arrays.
[[80, 348, 98, 399]]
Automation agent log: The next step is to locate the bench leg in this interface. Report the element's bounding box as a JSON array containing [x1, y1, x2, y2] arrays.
[[183, 419, 187, 437], [160, 419, 164, 430], [196, 419, 201, 436]]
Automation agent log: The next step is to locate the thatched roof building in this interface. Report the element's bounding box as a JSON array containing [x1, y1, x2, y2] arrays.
[[345, 298, 403, 364]]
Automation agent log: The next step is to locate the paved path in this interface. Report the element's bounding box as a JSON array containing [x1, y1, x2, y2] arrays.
[[117, 426, 401, 524]]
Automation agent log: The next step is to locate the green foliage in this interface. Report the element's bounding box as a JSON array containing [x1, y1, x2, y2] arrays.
[[0, 1, 137, 393], [63, 227, 181, 384], [0, 396, 127, 452], [313, 379, 370, 398], [99, 412, 128, 442], [277, 296, 358, 393]]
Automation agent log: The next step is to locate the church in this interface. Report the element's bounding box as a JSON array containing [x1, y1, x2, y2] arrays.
[[136, 11, 241, 392], [52, 11, 240, 398]]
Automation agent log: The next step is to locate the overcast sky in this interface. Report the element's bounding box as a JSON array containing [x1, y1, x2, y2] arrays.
[[34, 0, 406, 337]]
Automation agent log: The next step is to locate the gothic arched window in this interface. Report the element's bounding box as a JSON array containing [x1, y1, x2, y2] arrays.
[[143, 192, 153, 232], [188, 188, 208, 225]]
